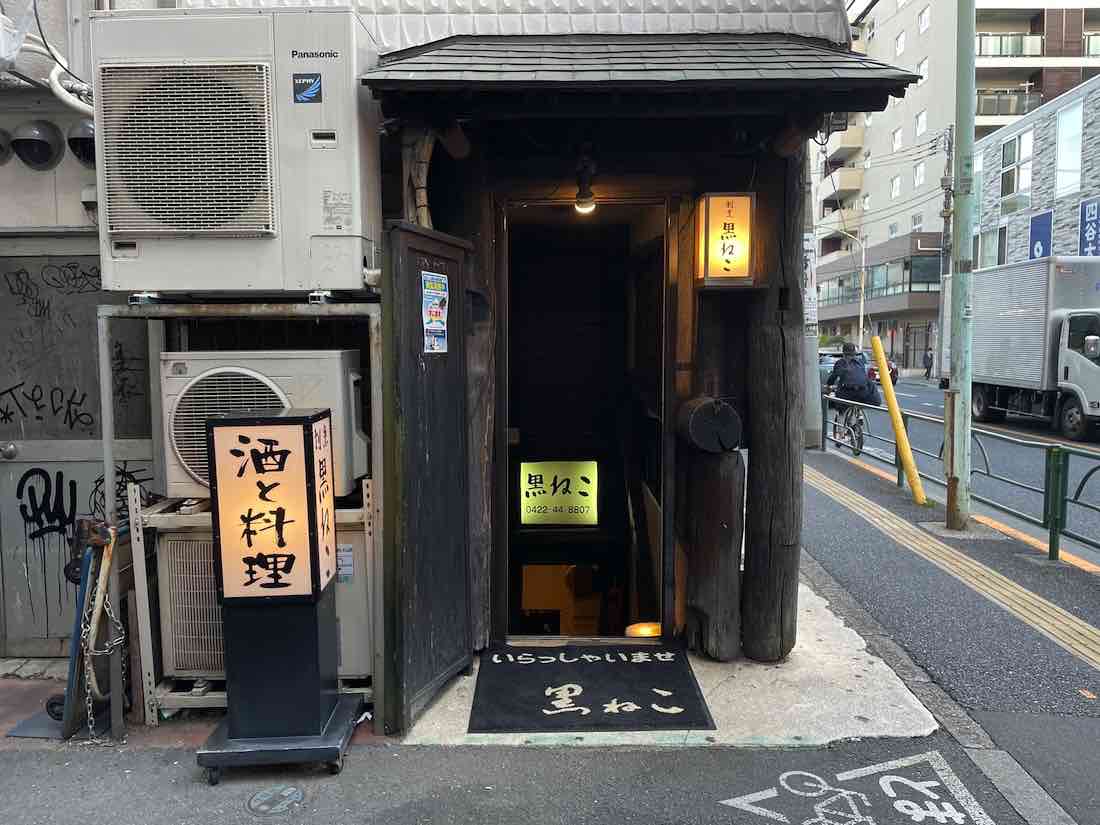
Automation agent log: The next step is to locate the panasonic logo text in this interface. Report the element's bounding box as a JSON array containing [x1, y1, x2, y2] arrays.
[[292, 50, 340, 59]]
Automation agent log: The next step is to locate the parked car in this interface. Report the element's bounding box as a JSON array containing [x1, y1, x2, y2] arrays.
[[863, 350, 899, 385]]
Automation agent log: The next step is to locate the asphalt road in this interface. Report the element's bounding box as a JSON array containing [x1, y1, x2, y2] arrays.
[[804, 450, 1100, 823], [0, 734, 1025, 825], [826, 378, 1100, 554]]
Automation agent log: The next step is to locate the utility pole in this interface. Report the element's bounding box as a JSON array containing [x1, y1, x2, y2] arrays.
[[948, 0, 976, 530], [939, 126, 954, 382]]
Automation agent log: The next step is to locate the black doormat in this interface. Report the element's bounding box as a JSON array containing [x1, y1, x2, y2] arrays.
[[468, 644, 715, 733]]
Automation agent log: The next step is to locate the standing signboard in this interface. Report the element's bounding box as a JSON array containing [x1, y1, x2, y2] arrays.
[[197, 408, 360, 784]]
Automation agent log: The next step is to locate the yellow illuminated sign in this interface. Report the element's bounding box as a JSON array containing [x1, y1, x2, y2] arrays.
[[696, 193, 755, 284], [213, 424, 314, 599], [519, 460, 598, 526]]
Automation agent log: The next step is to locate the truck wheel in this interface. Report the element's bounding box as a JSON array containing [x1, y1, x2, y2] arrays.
[[1060, 398, 1088, 441], [972, 385, 1001, 422]]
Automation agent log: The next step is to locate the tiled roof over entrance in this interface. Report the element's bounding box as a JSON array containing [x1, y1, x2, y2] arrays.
[[362, 33, 916, 94], [180, 0, 853, 53]]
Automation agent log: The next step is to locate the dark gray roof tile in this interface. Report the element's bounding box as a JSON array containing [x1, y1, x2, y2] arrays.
[[361, 33, 918, 92]]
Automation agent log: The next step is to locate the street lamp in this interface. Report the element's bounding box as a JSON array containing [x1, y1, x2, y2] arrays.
[[822, 227, 868, 351]]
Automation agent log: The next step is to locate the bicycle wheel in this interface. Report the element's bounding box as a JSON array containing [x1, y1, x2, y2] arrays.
[[844, 407, 864, 456]]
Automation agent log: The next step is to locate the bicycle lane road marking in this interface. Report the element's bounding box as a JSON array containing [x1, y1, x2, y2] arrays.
[[805, 464, 1100, 672]]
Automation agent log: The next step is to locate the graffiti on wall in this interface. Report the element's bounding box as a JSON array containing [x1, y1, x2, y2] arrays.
[[11, 462, 152, 635], [14, 467, 79, 632], [0, 260, 146, 439], [0, 382, 95, 432]]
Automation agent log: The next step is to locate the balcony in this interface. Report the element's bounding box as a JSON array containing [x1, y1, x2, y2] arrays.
[[824, 127, 864, 164], [976, 90, 1043, 116], [975, 33, 1044, 57], [821, 167, 865, 201], [817, 208, 861, 240]]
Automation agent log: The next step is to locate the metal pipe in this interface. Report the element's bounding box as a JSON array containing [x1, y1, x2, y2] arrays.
[[872, 336, 926, 504], [367, 309, 386, 737], [858, 242, 867, 351], [96, 313, 124, 738], [948, 0, 977, 530], [98, 302, 380, 319]]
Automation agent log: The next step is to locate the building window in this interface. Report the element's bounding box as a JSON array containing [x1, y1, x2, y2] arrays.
[[1056, 100, 1083, 197], [891, 175, 902, 199], [1000, 130, 1033, 215], [917, 57, 928, 85], [918, 6, 930, 33], [912, 212, 923, 232], [862, 194, 872, 211], [896, 31, 906, 57], [915, 110, 927, 136], [978, 227, 1008, 269], [889, 222, 899, 238], [972, 150, 984, 226], [981, 227, 1007, 269], [914, 161, 926, 187], [893, 127, 904, 152]]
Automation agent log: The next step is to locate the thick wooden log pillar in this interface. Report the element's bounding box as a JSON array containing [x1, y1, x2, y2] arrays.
[[742, 148, 806, 662], [681, 449, 745, 661]]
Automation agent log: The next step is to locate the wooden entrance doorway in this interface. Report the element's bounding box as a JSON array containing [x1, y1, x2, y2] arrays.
[[495, 201, 668, 640]]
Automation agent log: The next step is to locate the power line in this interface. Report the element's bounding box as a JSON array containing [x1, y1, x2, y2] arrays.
[[816, 188, 945, 233], [32, 0, 86, 86]]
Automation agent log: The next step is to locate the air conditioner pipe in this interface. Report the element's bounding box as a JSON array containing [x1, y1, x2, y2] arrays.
[[15, 41, 93, 116]]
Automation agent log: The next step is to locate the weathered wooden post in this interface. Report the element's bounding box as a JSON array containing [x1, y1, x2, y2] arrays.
[[741, 145, 806, 662], [677, 398, 744, 661]]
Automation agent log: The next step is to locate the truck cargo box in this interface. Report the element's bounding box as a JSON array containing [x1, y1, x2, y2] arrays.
[[971, 257, 1100, 391]]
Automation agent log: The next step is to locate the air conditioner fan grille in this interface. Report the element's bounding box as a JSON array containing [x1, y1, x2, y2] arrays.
[[171, 369, 287, 486], [98, 63, 275, 236]]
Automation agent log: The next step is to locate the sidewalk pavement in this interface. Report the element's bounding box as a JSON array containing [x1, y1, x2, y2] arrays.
[[0, 448, 1086, 823]]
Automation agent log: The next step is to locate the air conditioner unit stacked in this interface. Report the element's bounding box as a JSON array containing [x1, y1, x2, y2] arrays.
[[91, 7, 381, 293], [160, 350, 368, 499]]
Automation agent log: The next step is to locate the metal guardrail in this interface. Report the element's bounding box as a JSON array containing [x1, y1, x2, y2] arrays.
[[820, 393, 1100, 558]]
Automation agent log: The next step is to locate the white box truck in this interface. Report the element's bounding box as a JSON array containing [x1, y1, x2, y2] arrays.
[[968, 257, 1100, 440]]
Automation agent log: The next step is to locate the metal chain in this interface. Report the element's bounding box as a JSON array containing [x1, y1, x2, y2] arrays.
[[80, 565, 126, 745]]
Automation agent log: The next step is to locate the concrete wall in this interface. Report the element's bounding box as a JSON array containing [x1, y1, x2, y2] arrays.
[[0, 95, 97, 229]]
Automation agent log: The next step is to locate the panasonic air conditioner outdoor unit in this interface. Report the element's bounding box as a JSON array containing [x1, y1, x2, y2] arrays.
[[90, 7, 381, 293], [161, 350, 368, 499]]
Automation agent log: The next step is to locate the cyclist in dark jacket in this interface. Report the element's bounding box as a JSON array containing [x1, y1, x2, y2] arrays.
[[826, 343, 881, 406]]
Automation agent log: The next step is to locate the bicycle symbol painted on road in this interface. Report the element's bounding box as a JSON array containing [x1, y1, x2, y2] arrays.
[[719, 751, 994, 825]]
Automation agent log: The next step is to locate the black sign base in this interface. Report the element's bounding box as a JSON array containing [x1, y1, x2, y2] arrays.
[[196, 693, 362, 784]]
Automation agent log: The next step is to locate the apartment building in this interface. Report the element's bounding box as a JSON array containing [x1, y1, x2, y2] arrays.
[[973, 71, 1100, 267], [814, 1, 1100, 369]]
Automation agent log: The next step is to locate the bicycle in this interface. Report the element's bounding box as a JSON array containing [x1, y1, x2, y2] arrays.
[[828, 393, 866, 456]]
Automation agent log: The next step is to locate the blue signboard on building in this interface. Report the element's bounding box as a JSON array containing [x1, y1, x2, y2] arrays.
[[1030, 211, 1053, 259], [1080, 198, 1100, 256]]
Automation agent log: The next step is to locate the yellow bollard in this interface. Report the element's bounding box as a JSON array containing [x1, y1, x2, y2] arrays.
[[872, 336, 927, 505]]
